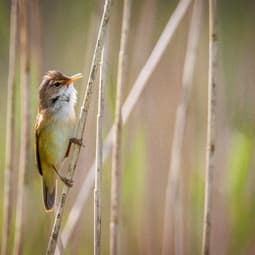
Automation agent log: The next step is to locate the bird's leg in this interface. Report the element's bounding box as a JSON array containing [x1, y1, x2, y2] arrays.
[[57, 138, 83, 187], [51, 164, 73, 187], [65, 137, 84, 158]]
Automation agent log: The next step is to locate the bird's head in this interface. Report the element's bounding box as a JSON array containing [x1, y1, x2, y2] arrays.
[[39, 70, 82, 111]]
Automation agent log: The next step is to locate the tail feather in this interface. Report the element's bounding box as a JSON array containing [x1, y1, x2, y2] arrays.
[[43, 180, 56, 211]]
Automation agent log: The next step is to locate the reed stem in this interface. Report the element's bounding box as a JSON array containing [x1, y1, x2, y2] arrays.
[[162, 0, 203, 254], [46, 0, 112, 254], [202, 0, 218, 254], [110, 1, 131, 254], [13, 0, 30, 254], [94, 48, 105, 255], [2, 0, 18, 254]]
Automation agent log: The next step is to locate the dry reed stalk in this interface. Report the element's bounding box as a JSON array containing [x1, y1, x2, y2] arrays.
[[61, 0, 192, 247], [46, 0, 112, 254], [2, 0, 18, 254], [94, 47, 105, 255], [31, 0, 43, 76], [13, 0, 30, 254], [110, 0, 131, 254], [161, 0, 203, 254], [202, 0, 217, 254]]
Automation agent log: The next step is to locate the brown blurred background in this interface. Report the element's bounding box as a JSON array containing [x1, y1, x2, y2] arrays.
[[1, 0, 255, 254]]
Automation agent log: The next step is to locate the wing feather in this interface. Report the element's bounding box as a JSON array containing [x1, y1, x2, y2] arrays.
[[35, 113, 43, 176]]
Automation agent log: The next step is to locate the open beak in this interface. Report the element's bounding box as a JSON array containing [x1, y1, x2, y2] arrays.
[[66, 73, 83, 85]]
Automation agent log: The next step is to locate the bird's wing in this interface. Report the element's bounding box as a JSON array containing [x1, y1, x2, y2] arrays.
[[34, 113, 43, 176]]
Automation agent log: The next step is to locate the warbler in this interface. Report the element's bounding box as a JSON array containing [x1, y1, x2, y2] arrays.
[[34, 70, 82, 211]]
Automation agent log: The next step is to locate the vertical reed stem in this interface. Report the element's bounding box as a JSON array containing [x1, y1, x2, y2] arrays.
[[94, 48, 105, 255], [2, 0, 18, 254], [31, 0, 43, 76], [202, 0, 217, 254], [46, 1, 112, 254], [110, 1, 131, 254], [162, 0, 203, 254], [13, 0, 30, 254]]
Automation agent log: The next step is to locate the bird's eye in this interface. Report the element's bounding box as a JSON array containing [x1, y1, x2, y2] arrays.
[[54, 81, 61, 87]]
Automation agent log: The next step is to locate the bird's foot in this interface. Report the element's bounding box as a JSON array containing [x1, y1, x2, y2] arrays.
[[60, 176, 74, 188], [70, 137, 84, 147], [51, 164, 74, 188], [65, 137, 85, 158]]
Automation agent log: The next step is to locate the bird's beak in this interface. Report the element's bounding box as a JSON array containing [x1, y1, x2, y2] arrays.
[[66, 73, 83, 85]]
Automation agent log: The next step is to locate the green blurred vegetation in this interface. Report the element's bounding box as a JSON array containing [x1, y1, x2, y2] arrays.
[[228, 132, 255, 255]]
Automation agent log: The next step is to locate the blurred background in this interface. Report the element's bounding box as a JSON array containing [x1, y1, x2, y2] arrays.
[[0, 0, 255, 254]]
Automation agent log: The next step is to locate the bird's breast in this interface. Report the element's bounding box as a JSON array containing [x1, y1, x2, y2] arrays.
[[53, 102, 76, 123]]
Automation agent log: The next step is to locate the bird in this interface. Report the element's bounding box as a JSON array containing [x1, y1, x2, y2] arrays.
[[34, 70, 82, 211]]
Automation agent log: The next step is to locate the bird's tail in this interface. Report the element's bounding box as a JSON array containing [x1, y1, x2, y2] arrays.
[[42, 177, 56, 212]]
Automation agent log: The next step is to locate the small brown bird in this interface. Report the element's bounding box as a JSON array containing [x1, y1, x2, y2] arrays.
[[34, 70, 82, 211]]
